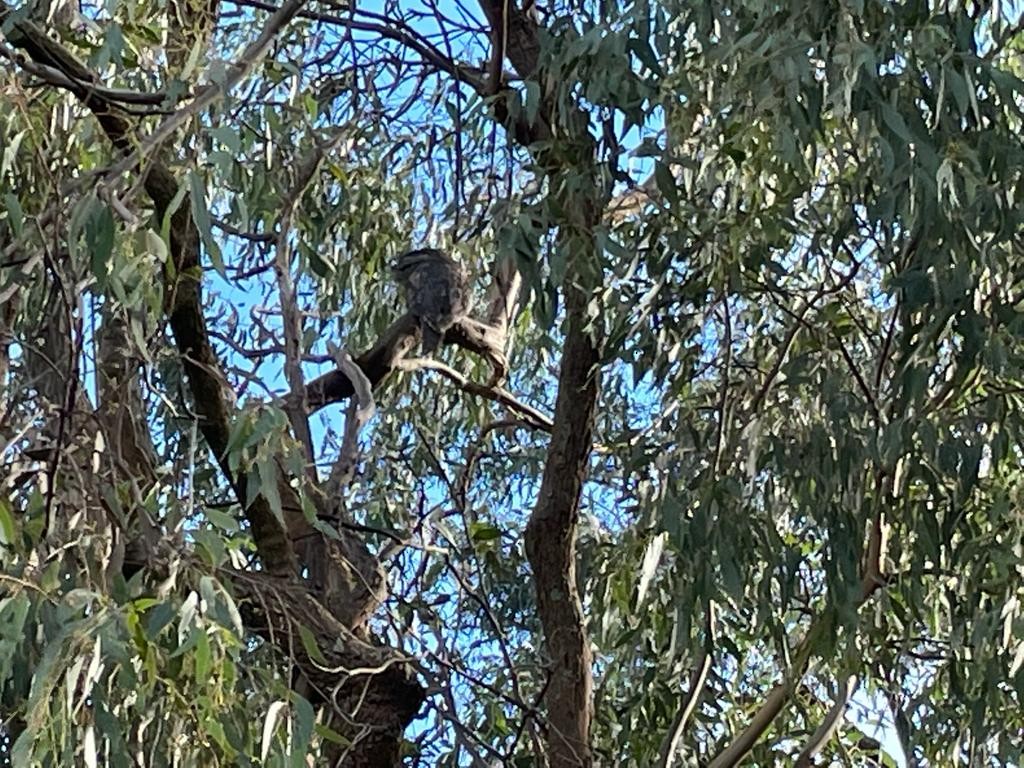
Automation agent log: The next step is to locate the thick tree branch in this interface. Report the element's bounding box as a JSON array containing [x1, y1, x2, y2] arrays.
[[305, 314, 418, 409], [0, 0, 311, 574], [305, 309, 511, 411], [524, 278, 601, 768], [483, 0, 506, 93], [476, 0, 538, 80], [0, 43, 170, 105], [470, 5, 610, 764], [230, 568, 425, 764]]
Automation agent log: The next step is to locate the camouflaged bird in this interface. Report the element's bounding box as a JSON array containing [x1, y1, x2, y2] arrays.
[[392, 248, 471, 354]]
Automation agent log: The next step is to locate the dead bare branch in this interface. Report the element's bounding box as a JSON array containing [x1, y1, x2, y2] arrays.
[[325, 348, 377, 498], [273, 135, 347, 476]]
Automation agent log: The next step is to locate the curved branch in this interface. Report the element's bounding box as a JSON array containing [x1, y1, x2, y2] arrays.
[[227, 0, 489, 92], [794, 675, 858, 768], [305, 311, 511, 411], [0, 0, 312, 574], [397, 357, 552, 431], [657, 602, 716, 768]]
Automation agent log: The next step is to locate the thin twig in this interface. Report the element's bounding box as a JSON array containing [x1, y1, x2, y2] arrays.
[[657, 601, 716, 768], [750, 260, 862, 415], [794, 675, 858, 767], [456, 418, 533, 510], [225, 0, 488, 92], [396, 357, 553, 430]]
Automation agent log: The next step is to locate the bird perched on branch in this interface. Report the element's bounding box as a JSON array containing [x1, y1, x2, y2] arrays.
[[392, 248, 471, 354]]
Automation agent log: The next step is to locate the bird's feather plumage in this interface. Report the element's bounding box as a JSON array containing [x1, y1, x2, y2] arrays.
[[392, 248, 470, 354]]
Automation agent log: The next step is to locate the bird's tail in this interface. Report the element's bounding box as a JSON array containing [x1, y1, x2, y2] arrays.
[[420, 323, 443, 354]]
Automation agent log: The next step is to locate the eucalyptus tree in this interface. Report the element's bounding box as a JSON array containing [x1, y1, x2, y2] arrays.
[[1, 0, 1023, 766]]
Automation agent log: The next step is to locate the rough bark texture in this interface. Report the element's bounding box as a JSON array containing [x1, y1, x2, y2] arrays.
[[524, 282, 601, 767], [231, 570, 425, 765], [475, 1, 606, 763]]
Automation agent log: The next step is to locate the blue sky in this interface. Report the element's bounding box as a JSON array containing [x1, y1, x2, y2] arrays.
[[57, 0, 1024, 762]]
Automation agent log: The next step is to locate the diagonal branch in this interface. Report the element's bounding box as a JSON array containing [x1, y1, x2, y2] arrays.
[[708, 506, 890, 768], [305, 308, 513, 413], [396, 357, 552, 430], [0, 0, 308, 573], [794, 675, 858, 768], [658, 602, 716, 768], [0, 43, 170, 106], [324, 349, 376, 498]]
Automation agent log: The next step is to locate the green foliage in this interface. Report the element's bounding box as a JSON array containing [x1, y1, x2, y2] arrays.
[[0, 551, 312, 767], [2, 0, 1024, 765]]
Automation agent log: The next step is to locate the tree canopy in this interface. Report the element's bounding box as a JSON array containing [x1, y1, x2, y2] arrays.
[[2, 0, 1024, 765]]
